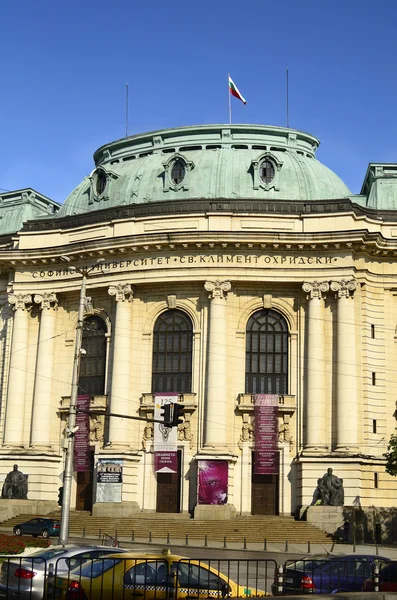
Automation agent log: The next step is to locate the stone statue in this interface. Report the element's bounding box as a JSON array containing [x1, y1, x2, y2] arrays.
[[313, 468, 344, 506], [1, 464, 28, 499]]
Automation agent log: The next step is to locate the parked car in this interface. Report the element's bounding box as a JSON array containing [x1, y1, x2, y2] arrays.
[[13, 517, 60, 538], [53, 549, 270, 599], [364, 561, 397, 592], [271, 554, 389, 595], [0, 544, 128, 600]]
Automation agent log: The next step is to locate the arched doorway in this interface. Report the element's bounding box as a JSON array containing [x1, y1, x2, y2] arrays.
[[76, 316, 107, 511], [246, 309, 289, 515]]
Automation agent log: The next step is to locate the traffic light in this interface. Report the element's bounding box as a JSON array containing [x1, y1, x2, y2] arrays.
[[160, 403, 172, 427], [58, 486, 64, 507], [172, 403, 184, 427]]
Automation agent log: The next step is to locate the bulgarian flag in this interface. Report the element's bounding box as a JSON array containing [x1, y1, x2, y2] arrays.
[[229, 75, 246, 105]]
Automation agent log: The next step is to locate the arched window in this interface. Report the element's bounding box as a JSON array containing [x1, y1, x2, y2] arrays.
[[78, 316, 107, 396], [245, 309, 288, 395], [152, 310, 193, 393]]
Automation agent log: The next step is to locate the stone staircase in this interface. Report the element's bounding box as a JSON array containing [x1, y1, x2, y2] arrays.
[[3, 511, 330, 544]]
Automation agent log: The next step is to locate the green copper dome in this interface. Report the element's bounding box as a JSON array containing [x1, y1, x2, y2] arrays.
[[58, 124, 351, 216]]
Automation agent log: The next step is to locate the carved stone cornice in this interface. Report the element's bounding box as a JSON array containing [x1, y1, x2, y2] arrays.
[[8, 293, 32, 311], [330, 279, 356, 299], [34, 292, 58, 310], [302, 281, 329, 300], [204, 280, 231, 299], [108, 283, 133, 302]]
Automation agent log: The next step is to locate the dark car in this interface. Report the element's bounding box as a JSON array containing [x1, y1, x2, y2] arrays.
[[272, 554, 389, 595], [364, 561, 397, 592], [13, 517, 60, 538]]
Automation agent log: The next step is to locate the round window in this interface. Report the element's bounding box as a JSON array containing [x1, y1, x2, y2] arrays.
[[259, 159, 275, 184], [93, 169, 107, 196], [170, 160, 186, 185]]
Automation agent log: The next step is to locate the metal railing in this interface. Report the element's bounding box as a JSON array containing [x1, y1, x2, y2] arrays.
[[48, 556, 276, 599], [272, 557, 392, 595]]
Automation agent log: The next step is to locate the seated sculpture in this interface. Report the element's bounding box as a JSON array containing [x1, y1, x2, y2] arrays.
[[1, 464, 28, 499], [311, 468, 344, 506]]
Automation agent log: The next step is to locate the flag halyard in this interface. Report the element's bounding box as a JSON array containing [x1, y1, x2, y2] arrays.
[[229, 75, 246, 105]]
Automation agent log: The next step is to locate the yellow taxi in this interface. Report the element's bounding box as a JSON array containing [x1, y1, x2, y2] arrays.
[[51, 548, 270, 599]]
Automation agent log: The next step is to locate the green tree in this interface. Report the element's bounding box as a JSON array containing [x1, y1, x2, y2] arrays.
[[385, 431, 397, 476]]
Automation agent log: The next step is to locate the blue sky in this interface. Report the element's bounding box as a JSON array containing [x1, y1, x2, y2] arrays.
[[1, 0, 396, 203]]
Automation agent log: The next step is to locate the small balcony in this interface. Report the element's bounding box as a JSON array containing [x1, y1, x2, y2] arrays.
[[59, 395, 108, 415], [140, 393, 198, 414], [236, 393, 296, 415]]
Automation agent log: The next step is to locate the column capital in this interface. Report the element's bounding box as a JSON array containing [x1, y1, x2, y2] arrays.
[[204, 280, 231, 299], [302, 281, 329, 300], [8, 293, 32, 311], [330, 279, 356, 299], [108, 283, 134, 302], [34, 292, 58, 310]]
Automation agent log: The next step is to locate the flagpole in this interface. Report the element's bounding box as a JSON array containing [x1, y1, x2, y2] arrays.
[[286, 68, 289, 129], [228, 73, 232, 124], [125, 83, 129, 137]]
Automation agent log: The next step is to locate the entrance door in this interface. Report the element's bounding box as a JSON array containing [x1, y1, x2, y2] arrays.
[[76, 451, 94, 512], [251, 456, 279, 515], [156, 451, 181, 513]]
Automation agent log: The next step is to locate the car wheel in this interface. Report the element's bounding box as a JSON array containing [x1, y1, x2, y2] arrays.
[[42, 529, 50, 539], [14, 527, 22, 536]]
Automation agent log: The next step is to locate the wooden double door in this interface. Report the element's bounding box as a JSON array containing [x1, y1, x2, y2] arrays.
[[76, 451, 94, 512], [156, 451, 181, 513], [251, 454, 279, 515]]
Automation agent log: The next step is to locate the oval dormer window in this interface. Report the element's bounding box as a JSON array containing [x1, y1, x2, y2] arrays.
[[171, 160, 186, 185], [94, 169, 107, 196], [259, 159, 275, 184]]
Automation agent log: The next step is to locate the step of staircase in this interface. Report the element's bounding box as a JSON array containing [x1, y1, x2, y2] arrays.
[[2, 511, 330, 543]]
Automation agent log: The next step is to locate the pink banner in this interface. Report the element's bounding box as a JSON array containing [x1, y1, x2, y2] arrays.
[[74, 395, 91, 472], [254, 394, 279, 475], [198, 461, 228, 505]]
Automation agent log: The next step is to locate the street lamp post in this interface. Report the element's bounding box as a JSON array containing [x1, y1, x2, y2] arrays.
[[59, 256, 103, 546]]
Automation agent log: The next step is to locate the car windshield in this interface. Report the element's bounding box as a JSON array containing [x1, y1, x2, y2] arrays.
[[72, 558, 122, 578]]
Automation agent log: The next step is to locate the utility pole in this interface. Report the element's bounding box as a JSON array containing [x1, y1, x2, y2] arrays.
[[59, 256, 103, 545]]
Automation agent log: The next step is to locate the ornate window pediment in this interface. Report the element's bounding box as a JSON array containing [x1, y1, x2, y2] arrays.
[[88, 167, 119, 204], [162, 153, 194, 192], [251, 152, 283, 192]]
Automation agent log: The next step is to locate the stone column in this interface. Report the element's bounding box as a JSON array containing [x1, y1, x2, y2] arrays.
[[302, 281, 329, 450], [30, 292, 58, 448], [4, 293, 32, 446], [203, 280, 231, 449], [108, 284, 133, 447], [330, 279, 358, 451]]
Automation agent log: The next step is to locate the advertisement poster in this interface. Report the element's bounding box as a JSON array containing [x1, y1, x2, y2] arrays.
[[198, 460, 228, 505], [97, 459, 123, 484], [254, 394, 279, 475], [74, 394, 91, 472], [154, 393, 178, 473]]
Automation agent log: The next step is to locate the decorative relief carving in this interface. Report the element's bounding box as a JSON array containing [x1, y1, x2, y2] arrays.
[[108, 283, 133, 302], [278, 414, 293, 449], [204, 280, 231, 299], [8, 293, 32, 311], [302, 281, 329, 300], [330, 279, 356, 299], [177, 413, 193, 447], [89, 415, 104, 444], [143, 420, 154, 443], [34, 292, 58, 310]]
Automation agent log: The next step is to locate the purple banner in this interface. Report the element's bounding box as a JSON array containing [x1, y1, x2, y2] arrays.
[[254, 394, 279, 475], [74, 395, 91, 472], [198, 460, 228, 505]]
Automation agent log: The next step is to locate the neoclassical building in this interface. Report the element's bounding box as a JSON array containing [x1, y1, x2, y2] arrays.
[[0, 124, 396, 518]]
